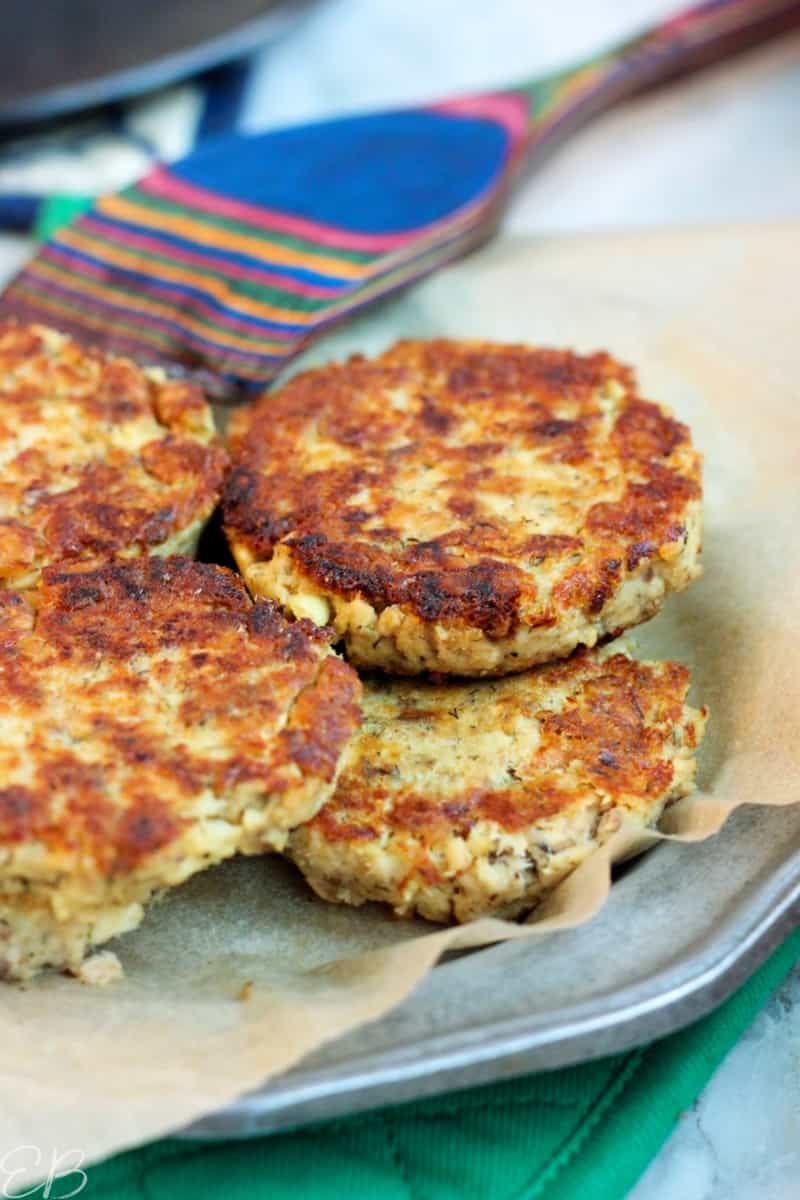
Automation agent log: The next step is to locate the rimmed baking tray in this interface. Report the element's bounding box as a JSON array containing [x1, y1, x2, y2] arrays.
[[183, 223, 800, 1139], [185, 801, 800, 1137]]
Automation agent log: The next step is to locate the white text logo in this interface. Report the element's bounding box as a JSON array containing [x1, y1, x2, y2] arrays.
[[0, 1147, 87, 1198]]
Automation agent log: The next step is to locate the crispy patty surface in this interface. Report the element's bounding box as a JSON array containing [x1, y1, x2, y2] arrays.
[[0, 322, 229, 590], [0, 556, 362, 979], [224, 340, 703, 675], [287, 645, 707, 923]]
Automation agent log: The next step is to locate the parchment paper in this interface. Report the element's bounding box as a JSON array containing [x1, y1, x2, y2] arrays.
[[3, 223, 799, 1183]]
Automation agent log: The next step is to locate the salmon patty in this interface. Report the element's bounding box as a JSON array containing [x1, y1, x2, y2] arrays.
[[0, 556, 361, 979], [223, 340, 702, 675], [0, 322, 229, 590], [287, 644, 707, 923]]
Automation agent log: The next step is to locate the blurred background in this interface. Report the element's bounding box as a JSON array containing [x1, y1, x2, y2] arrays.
[[0, 0, 798, 251]]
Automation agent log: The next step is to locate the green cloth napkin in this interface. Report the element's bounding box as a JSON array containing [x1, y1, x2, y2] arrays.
[[73, 925, 799, 1200]]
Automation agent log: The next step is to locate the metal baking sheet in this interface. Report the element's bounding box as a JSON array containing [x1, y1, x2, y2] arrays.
[[182, 224, 800, 1138], [185, 801, 800, 1137]]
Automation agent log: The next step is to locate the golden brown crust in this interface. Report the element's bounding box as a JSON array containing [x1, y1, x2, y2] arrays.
[[312, 652, 696, 843], [288, 646, 708, 923], [0, 556, 359, 868], [223, 340, 702, 674], [0, 556, 362, 977], [0, 322, 229, 589]]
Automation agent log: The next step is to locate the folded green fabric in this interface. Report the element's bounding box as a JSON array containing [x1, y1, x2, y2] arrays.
[[74, 925, 799, 1200]]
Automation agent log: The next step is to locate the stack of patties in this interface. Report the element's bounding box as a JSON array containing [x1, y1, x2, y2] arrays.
[[0, 323, 362, 979], [223, 339, 708, 922], [0, 323, 708, 978]]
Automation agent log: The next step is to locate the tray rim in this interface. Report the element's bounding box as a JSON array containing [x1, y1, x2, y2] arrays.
[[183, 819, 800, 1139]]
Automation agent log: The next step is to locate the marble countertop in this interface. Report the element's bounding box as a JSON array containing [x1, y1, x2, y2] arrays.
[[1, 3, 797, 1194], [631, 965, 800, 1200]]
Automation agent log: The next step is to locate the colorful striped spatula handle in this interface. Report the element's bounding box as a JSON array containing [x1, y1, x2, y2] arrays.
[[2, 0, 797, 394]]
